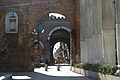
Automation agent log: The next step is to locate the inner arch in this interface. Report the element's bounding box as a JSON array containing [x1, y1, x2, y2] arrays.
[[48, 26, 70, 41]]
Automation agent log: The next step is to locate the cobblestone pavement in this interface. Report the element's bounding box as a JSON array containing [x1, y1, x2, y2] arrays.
[[0, 64, 95, 80]]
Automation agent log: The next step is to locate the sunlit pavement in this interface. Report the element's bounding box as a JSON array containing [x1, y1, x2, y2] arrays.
[[0, 64, 94, 80]]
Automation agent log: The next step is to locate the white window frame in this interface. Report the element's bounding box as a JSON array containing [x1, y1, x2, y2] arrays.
[[5, 12, 18, 33]]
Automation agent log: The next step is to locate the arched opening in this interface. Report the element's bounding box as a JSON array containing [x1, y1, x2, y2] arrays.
[[33, 40, 44, 63], [5, 12, 18, 33], [49, 29, 70, 64], [0, 0, 78, 72], [32, 12, 70, 65], [32, 22, 45, 67], [53, 42, 70, 64]]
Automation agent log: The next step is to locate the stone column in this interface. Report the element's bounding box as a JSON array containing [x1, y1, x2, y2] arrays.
[[80, 0, 87, 64], [80, 0, 116, 65], [101, 0, 116, 65], [92, 0, 103, 64], [85, 0, 94, 64]]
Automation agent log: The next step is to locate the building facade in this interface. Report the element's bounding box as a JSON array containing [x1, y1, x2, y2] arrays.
[[80, 0, 120, 66], [1, 0, 120, 72], [0, 0, 80, 71]]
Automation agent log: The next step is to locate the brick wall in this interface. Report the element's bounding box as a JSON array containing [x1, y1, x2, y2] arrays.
[[0, 0, 80, 71]]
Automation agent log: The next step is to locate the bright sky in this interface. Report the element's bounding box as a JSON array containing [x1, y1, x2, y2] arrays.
[[53, 42, 60, 54], [49, 13, 65, 18]]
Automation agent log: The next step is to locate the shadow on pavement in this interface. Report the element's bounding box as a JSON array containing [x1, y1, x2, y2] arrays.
[[0, 72, 94, 80], [0, 65, 94, 80]]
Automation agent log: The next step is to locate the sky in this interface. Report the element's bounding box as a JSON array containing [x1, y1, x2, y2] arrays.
[[49, 13, 65, 18], [53, 42, 60, 54]]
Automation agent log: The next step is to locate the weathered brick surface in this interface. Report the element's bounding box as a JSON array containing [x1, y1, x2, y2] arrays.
[[0, 0, 80, 71]]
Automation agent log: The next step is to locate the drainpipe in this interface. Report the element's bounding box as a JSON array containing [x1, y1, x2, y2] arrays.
[[113, 0, 118, 65]]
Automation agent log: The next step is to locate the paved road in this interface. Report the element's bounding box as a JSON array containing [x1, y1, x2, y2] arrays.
[[0, 64, 94, 80]]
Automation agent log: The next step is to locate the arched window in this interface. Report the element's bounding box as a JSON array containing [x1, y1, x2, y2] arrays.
[[5, 12, 18, 33]]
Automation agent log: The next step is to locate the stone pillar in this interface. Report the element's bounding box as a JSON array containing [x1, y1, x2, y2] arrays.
[[92, 0, 103, 64], [80, 0, 116, 66], [85, 0, 94, 64], [80, 0, 87, 64], [101, 0, 116, 65]]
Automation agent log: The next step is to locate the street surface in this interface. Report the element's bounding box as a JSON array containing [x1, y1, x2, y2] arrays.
[[0, 64, 94, 80]]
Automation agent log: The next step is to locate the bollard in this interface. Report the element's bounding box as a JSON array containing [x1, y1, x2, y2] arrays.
[[57, 64, 60, 71], [45, 64, 48, 71], [2, 74, 12, 80]]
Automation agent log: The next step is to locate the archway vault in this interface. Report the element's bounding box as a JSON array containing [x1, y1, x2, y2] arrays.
[[49, 27, 70, 64], [48, 26, 70, 41]]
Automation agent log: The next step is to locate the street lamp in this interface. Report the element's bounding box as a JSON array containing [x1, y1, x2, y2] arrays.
[[33, 23, 44, 67]]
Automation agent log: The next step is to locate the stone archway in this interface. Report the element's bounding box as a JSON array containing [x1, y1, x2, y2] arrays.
[[49, 27, 70, 64], [48, 26, 70, 41], [32, 13, 71, 64], [0, 0, 80, 71]]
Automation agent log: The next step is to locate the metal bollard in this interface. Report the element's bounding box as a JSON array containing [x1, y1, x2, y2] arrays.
[[2, 74, 12, 80], [45, 64, 48, 71], [57, 64, 60, 71]]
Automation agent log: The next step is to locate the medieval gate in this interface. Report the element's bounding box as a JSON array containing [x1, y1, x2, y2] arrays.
[[0, 0, 80, 71]]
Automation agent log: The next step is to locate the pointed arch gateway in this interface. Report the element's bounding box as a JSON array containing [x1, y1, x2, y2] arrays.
[[33, 13, 71, 64], [48, 26, 70, 64], [48, 26, 70, 41], [0, 0, 80, 71]]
